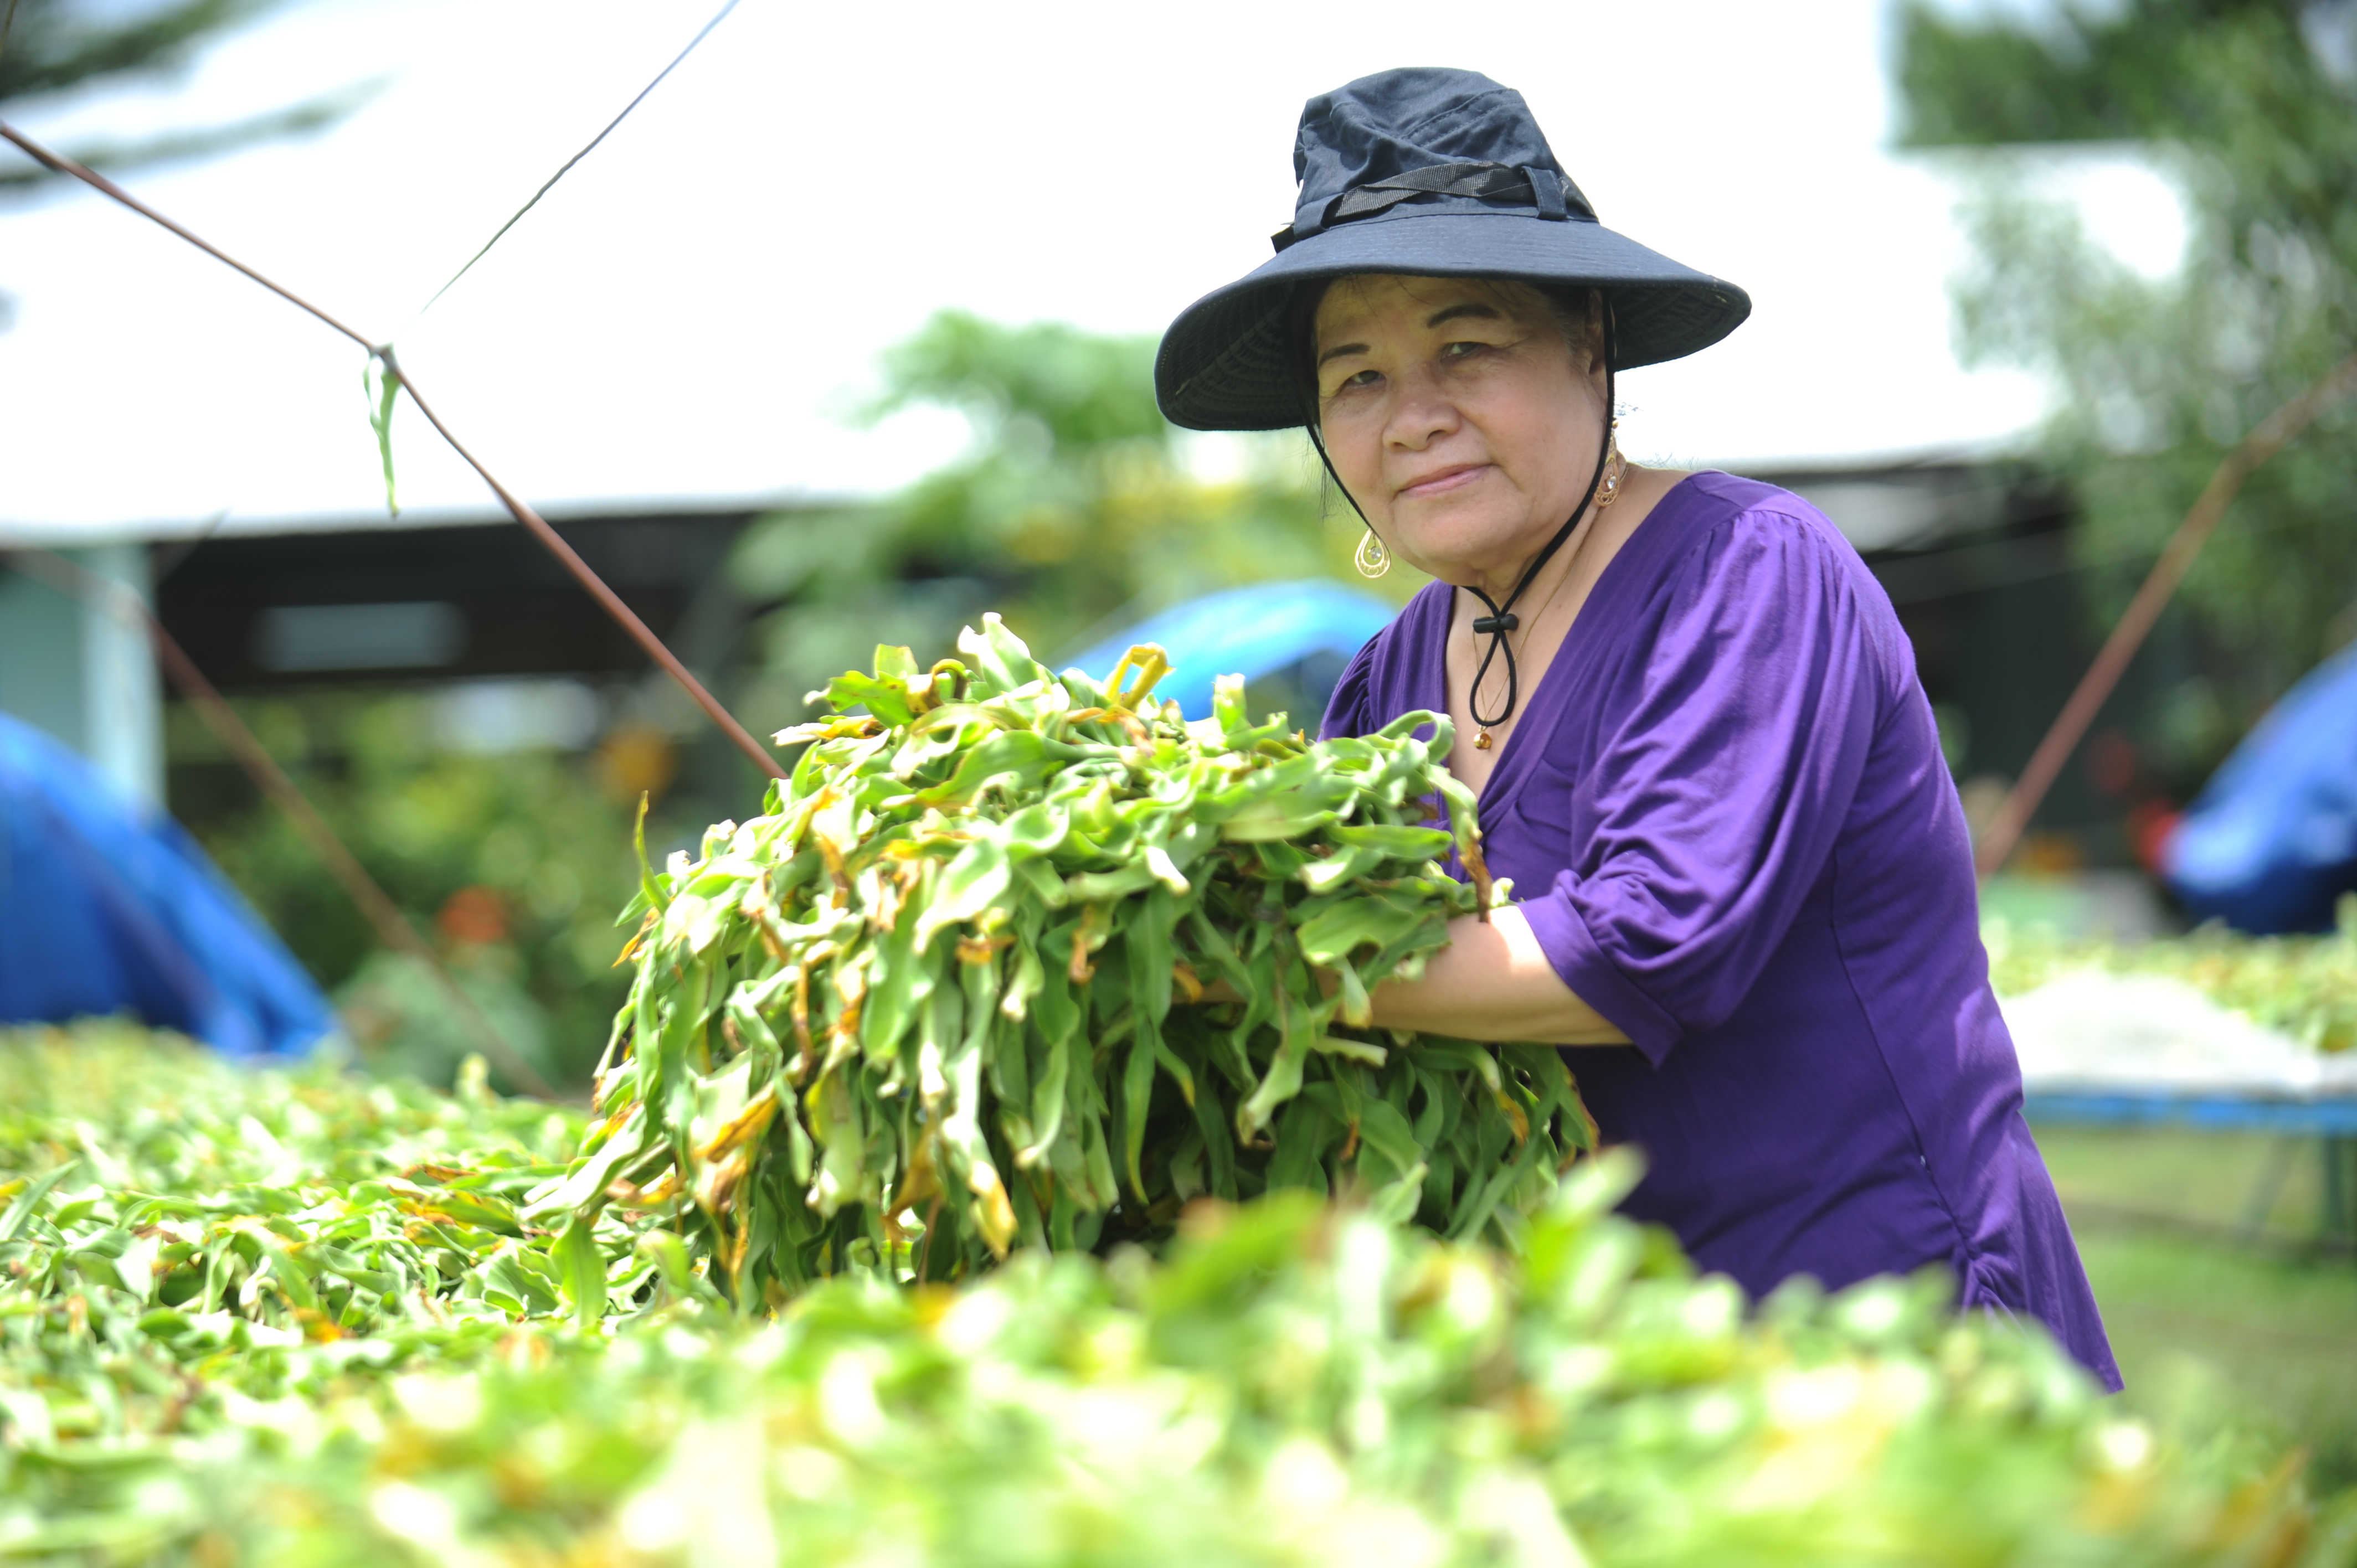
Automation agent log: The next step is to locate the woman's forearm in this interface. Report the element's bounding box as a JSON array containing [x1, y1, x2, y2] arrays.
[[1369, 906, 1633, 1046]]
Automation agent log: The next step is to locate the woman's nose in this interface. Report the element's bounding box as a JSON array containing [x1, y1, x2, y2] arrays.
[[1383, 368, 1460, 451]]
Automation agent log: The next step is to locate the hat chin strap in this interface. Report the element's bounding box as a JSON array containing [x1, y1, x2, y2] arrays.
[[1304, 306, 1618, 747]]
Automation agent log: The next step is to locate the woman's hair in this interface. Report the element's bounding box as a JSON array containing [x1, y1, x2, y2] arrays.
[[1284, 276, 1602, 430]]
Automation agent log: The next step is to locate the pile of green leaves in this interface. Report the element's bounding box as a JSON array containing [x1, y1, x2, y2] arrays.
[[4, 1024, 2350, 1567], [1985, 896, 2357, 1054], [535, 618, 1592, 1308], [0, 1020, 593, 1351]]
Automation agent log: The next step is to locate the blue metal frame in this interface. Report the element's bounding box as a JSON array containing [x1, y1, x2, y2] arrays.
[[2024, 1092, 2357, 1136], [2024, 1091, 2357, 1252]]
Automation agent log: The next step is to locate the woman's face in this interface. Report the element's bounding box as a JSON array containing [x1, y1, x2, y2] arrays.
[[1313, 275, 1605, 587]]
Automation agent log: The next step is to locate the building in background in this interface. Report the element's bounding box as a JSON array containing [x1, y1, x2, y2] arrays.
[[4, 457, 2149, 875], [4, 502, 768, 821], [0, 543, 162, 808]]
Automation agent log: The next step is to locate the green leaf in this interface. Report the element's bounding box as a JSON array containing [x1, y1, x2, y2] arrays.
[[862, 905, 935, 1056], [958, 613, 1039, 698], [1, 1164, 76, 1242], [632, 791, 665, 921], [1212, 672, 1249, 735], [363, 350, 400, 516], [1329, 822, 1454, 859], [1352, 1098, 1424, 1182], [822, 671, 919, 726], [914, 835, 1013, 953], [553, 1212, 608, 1328], [1121, 1027, 1158, 1200], [915, 730, 1053, 808], [1296, 891, 1430, 966], [1238, 991, 1314, 1139]]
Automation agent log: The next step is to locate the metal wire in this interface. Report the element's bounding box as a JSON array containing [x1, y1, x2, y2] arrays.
[[418, 0, 743, 314], [0, 117, 787, 781]]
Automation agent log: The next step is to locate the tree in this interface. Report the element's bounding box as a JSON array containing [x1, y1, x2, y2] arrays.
[[0, 1, 362, 194], [1895, 0, 2357, 791], [0, 0, 366, 336], [730, 311, 1379, 726], [177, 689, 647, 1089]]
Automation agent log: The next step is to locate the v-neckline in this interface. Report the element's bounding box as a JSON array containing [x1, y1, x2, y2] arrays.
[[1421, 473, 1710, 821]]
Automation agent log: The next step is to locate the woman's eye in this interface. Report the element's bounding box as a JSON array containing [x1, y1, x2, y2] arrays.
[[1440, 340, 1485, 359]]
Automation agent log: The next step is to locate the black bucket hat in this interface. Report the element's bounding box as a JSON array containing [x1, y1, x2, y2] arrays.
[[1155, 67, 1751, 432]]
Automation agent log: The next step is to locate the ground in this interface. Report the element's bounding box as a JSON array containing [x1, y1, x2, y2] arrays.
[[2034, 1121, 2357, 1492]]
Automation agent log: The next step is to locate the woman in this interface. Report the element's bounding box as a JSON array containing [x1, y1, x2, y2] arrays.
[[1157, 67, 2117, 1386]]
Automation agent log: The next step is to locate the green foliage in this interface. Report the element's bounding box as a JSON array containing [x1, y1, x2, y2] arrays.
[[1895, 0, 2357, 781], [0, 0, 262, 105], [1983, 895, 2357, 1052], [6, 1020, 2345, 1566], [1895, 0, 2352, 151], [867, 308, 1174, 456], [0, 1019, 588, 1343], [0, 1, 364, 197], [336, 945, 563, 1093], [177, 692, 644, 1089], [730, 310, 1375, 725], [552, 619, 1589, 1299]]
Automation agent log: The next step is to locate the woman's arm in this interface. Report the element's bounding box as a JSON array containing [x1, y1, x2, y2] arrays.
[[1369, 906, 1632, 1047]]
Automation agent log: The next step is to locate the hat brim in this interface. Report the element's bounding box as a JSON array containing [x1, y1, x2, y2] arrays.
[[1155, 207, 1750, 432]]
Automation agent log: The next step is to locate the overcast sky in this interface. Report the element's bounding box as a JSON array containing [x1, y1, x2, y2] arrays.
[[0, 0, 2185, 541]]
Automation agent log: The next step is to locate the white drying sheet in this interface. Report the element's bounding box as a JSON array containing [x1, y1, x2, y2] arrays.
[[1999, 971, 2357, 1099]]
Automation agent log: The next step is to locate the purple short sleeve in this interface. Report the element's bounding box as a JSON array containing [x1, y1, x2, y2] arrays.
[[1519, 892, 1683, 1062]]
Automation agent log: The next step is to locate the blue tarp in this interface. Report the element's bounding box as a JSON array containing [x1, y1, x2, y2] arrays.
[[1066, 579, 1395, 723], [2162, 639, 2357, 934], [0, 711, 334, 1056]]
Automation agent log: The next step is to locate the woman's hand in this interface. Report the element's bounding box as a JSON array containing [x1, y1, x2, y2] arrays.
[[1366, 906, 1632, 1046]]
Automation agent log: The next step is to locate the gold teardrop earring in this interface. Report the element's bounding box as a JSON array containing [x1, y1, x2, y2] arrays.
[[1595, 421, 1627, 509], [1354, 528, 1392, 579]]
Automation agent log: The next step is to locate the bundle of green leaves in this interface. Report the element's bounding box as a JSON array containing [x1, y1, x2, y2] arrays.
[[529, 617, 1592, 1309]]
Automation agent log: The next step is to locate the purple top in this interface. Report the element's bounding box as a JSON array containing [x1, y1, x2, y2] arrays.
[[1323, 473, 2118, 1388]]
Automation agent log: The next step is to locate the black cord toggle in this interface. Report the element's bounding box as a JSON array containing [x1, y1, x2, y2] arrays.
[[1463, 308, 1620, 737]]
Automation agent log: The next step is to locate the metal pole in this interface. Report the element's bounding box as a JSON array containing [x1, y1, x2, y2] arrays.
[[1973, 351, 2357, 877]]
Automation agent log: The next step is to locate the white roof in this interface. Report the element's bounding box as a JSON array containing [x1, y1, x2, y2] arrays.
[[3, 0, 2139, 547]]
